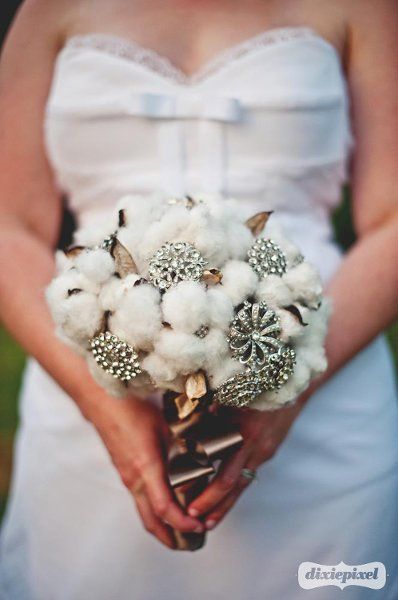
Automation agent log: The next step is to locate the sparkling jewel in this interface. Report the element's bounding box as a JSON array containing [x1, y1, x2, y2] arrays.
[[247, 238, 286, 278], [214, 346, 296, 407], [228, 300, 283, 370], [88, 332, 141, 382], [100, 232, 117, 251], [195, 325, 209, 338], [148, 242, 207, 290]]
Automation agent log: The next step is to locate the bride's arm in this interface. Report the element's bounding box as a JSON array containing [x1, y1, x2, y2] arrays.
[[186, 2, 398, 527], [0, 0, 202, 546]]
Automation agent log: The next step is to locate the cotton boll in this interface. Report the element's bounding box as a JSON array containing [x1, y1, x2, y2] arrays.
[[87, 355, 127, 398], [226, 221, 253, 260], [221, 260, 258, 306], [99, 274, 142, 312], [141, 353, 180, 388], [162, 281, 209, 333], [251, 359, 310, 410], [298, 346, 328, 376], [141, 206, 192, 260], [284, 262, 323, 307], [48, 287, 104, 346], [155, 330, 207, 374], [277, 308, 306, 342], [255, 275, 294, 308], [54, 250, 72, 273], [299, 299, 331, 349], [206, 288, 234, 331], [264, 223, 303, 267], [73, 214, 118, 247], [203, 329, 230, 373], [110, 284, 162, 351], [74, 248, 115, 284], [46, 270, 100, 326], [207, 358, 243, 389]]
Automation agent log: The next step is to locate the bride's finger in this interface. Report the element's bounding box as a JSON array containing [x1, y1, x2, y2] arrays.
[[137, 441, 204, 533], [187, 445, 252, 518], [201, 480, 248, 530], [133, 489, 176, 549]]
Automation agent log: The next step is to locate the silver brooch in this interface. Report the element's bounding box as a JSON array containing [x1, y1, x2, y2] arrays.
[[213, 370, 266, 408], [214, 345, 296, 407], [100, 232, 117, 251], [258, 346, 296, 391], [89, 332, 141, 381], [248, 238, 286, 278], [148, 242, 208, 290], [228, 300, 283, 370]]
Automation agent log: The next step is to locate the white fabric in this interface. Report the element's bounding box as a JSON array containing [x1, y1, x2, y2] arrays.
[[1, 26, 398, 600]]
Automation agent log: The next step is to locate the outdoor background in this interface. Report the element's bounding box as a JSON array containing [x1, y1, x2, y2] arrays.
[[0, 3, 397, 524]]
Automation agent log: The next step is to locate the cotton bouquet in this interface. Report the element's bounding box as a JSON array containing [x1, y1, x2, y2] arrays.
[[46, 193, 330, 413]]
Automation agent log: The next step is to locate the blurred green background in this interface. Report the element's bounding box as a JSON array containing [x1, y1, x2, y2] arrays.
[[1, 191, 397, 523]]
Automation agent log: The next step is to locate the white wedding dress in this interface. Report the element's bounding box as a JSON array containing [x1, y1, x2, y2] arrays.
[[1, 27, 398, 600]]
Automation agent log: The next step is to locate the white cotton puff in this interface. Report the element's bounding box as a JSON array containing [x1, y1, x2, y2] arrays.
[[73, 213, 119, 247], [162, 281, 209, 333], [99, 274, 142, 312], [283, 262, 323, 307], [46, 279, 104, 346], [299, 345, 328, 377], [74, 248, 115, 284], [299, 298, 332, 349], [183, 209, 230, 266], [140, 206, 192, 261], [46, 270, 100, 326], [255, 275, 294, 308], [86, 354, 127, 398], [54, 250, 71, 273], [221, 260, 258, 306], [225, 221, 253, 260], [141, 353, 182, 390], [154, 330, 207, 374], [207, 357, 244, 389], [277, 308, 307, 342], [252, 359, 311, 410], [203, 329, 230, 373], [109, 284, 162, 351], [206, 288, 234, 331], [264, 222, 303, 267]]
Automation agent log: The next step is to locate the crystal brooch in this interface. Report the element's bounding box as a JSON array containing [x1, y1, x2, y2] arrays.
[[148, 241, 207, 290], [228, 300, 283, 370], [89, 332, 141, 382], [248, 238, 286, 278]]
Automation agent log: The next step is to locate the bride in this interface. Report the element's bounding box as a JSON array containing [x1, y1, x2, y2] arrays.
[[1, 0, 398, 598]]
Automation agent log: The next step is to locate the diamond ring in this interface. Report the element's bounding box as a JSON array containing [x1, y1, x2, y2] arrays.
[[241, 468, 257, 482]]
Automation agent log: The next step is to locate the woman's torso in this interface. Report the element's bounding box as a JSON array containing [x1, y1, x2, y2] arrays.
[[43, 0, 353, 283]]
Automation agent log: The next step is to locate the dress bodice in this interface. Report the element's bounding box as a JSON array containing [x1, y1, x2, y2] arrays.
[[44, 27, 354, 281]]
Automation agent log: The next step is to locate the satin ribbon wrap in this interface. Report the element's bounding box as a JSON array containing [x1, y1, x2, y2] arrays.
[[163, 393, 243, 551]]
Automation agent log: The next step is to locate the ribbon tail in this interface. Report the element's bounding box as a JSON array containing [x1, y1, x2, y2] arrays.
[[172, 478, 209, 551]]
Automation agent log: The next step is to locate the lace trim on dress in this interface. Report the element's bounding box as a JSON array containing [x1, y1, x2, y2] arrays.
[[64, 27, 322, 85]]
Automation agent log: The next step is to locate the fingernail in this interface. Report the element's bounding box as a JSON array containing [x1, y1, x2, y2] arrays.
[[194, 525, 204, 533], [205, 519, 216, 530], [188, 507, 199, 517]]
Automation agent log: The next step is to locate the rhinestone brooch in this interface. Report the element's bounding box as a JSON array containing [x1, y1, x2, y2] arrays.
[[228, 300, 283, 370], [148, 242, 208, 290], [89, 332, 141, 382], [214, 346, 296, 408], [248, 238, 286, 278]]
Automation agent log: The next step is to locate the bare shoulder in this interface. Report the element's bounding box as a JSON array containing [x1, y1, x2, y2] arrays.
[[3, 0, 89, 51], [343, 0, 398, 44]]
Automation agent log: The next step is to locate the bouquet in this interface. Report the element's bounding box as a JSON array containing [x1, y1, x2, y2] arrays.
[[47, 193, 330, 548]]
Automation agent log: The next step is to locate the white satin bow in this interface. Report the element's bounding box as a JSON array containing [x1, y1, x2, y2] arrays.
[[128, 91, 242, 122], [128, 91, 243, 195]]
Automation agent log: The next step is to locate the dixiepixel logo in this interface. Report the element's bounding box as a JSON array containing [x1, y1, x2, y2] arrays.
[[298, 561, 386, 591]]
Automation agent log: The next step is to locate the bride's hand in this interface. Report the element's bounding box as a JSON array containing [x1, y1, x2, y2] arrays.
[[186, 394, 309, 530], [86, 394, 204, 548]]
